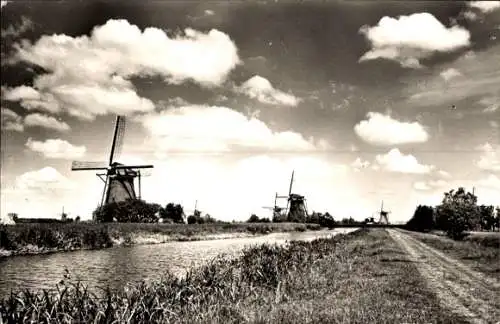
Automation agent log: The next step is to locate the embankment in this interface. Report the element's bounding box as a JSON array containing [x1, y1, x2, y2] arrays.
[[1, 228, 463, 323], [0, 222, 321, 258]]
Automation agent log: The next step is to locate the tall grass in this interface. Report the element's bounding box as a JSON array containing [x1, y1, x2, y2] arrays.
[[0, 229, 463, 323], [0, 222, 321, 257]]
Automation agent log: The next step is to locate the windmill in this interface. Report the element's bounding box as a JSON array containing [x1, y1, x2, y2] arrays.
[[71, 116, 154, 219], [377, 200, 390, 225], [262, 192, 285, 220], [283, 171, 308, 222]]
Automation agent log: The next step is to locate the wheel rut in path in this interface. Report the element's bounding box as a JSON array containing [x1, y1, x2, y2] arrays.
[[387, 229, 500, 324]]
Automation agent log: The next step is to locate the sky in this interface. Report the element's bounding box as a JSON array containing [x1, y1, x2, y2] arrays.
[[1, 0, 499, 223]]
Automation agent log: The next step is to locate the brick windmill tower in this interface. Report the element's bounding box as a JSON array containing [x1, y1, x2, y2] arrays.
[[71, 116, 153, 218]]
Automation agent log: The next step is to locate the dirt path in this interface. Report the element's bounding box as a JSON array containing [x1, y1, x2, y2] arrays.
[[387, 229, 500, 324]]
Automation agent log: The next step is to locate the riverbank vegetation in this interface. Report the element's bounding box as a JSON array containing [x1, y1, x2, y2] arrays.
[[405, 187, 500, 240], [0, 228, 463, 323], [0, 222, 321, 257]]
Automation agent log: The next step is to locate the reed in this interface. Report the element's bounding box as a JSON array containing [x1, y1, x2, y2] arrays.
[[0, 229, 462, 323]]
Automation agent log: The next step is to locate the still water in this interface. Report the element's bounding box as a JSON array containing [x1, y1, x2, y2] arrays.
[[0, 229, 356, 298]]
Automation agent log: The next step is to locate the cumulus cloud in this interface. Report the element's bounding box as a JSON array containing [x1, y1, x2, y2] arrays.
[[467, 1, 500, 13], [359, 13, 470, 68], [140, 105, 323, 154], [351, 157, 370, 172], [15, 167, 75, 192], [26, 138, 86, 159], [1, 107, 24, 132], [354, 112, 429, 145], [375, 148, 435, 174], [475, 142, 500, 172], [4, 19, 240, 119], [236, 75, 300, 106], [1, 1, 8, 9], [24, 113, 70, 132], [440, 68, 462, 81]]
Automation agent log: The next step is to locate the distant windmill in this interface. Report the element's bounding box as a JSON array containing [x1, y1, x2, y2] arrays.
[[71, 116, 154, 218], [262, 192, 285, 220], [377, 200, 391, 225]]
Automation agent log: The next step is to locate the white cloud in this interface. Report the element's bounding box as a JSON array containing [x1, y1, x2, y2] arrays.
[[354, 112, 429, 145], [375, 148, 435, 174], [437, 170, 452, 178], [478, 174, 500, 189], [204, 9, 215, 16], [5, 19, 240, 119], [1, 107, 24, 132], [463, 10, 479, 21], [236, 75, 300, 106], [0, 1, 8, 9], [406, 45, 500, 107], [351, 157, 370, 172], [24, 113, 70, 132], [15, 167, 74, 191], [475, 142, 500, 172], [2, 85, 61, 114], [478, 96, 499, 113], [359, 12, 470, 68], [440, 68, 462, 81], [468, 1, 500, 13], [140, 105, 322, 153], [1, 16, 33, 39], [26, 138, 86, 159], [413, 179, 448, 191]]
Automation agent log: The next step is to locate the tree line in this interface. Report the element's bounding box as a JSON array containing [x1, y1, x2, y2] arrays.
[[405, 187, 500, 239]]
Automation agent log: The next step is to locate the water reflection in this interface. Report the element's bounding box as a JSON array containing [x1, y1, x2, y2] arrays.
[[0, 229, 356, 298]]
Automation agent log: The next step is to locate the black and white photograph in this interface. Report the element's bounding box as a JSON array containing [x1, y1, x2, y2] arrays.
[[1, 0, 499, 322]]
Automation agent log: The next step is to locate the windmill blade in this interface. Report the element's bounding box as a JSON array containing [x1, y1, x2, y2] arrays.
[[71, 161, 108, 171], [114, 164, 154, 170], [114, 116, 126, 162], [288, 170, 294, 196], [108, 116, 126, 166]]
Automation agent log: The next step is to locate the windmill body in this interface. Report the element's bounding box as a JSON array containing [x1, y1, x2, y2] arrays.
[[71, 116, 153, 219], [105, 163, 138, 205], [268, 171, 308, 222], [377, 201, 391, 225]]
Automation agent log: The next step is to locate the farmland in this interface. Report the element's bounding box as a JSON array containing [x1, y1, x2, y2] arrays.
[[1, 228, 472, 323], [0, 222, 322, 257]]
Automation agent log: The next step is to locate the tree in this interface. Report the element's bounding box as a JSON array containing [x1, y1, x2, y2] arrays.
[[479, 205, 495, 231], [160, 203, 185, 224], [435, 187, 479, 239], [406, 205, 435, 232], [247, 214, 260, 223], [75, 216, 81, 223], [93, 199, 161, 223]]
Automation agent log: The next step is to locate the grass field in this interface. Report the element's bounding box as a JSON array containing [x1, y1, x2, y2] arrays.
[[0, 222, 321, 257], [0, 228, 464, 323], [404, 229, 500, 276]]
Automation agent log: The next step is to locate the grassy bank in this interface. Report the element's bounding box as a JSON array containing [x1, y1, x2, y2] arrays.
[[0, 222, 321, 258], [403, 229, 500, 276], [0, 229, 463, 323]]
